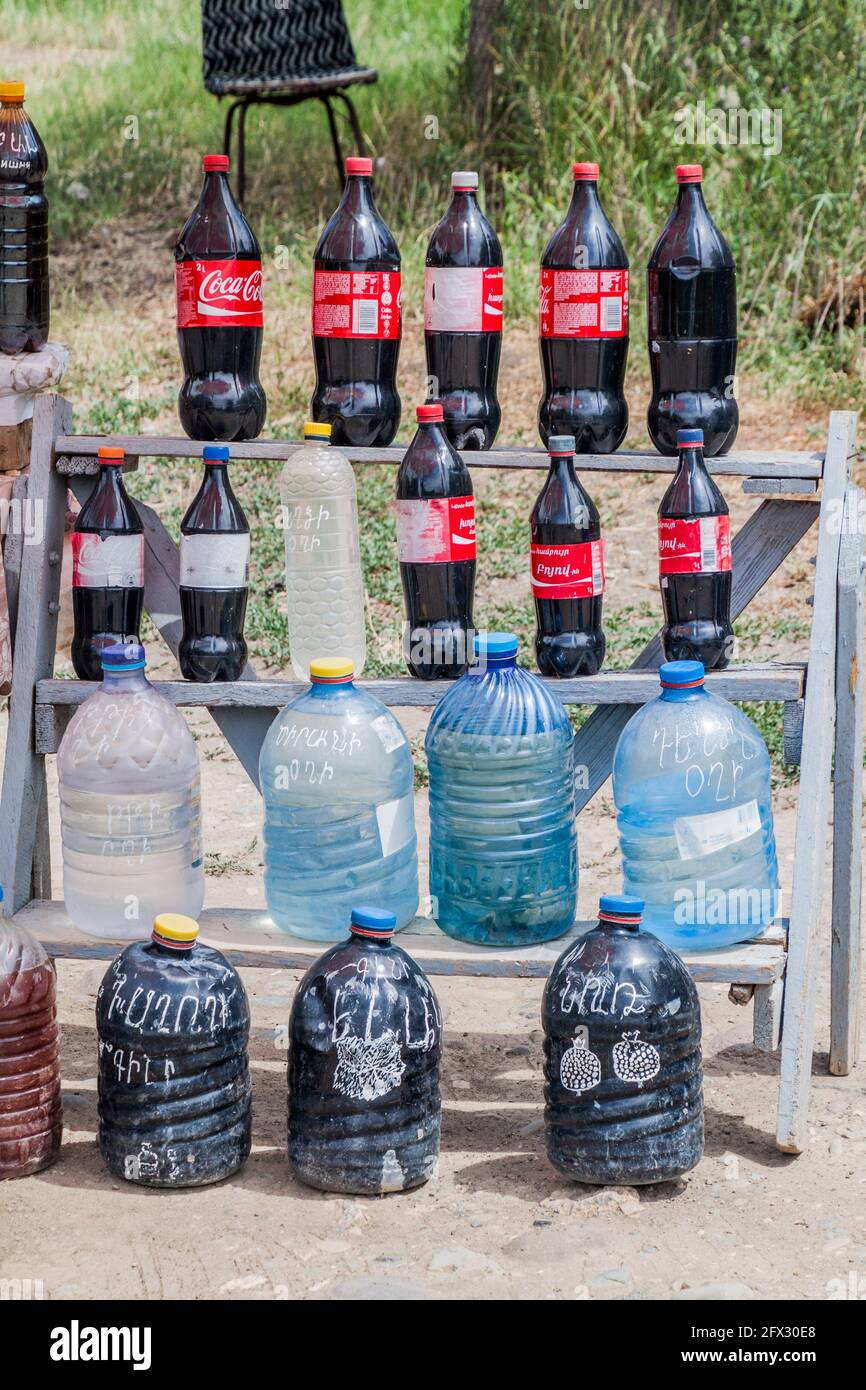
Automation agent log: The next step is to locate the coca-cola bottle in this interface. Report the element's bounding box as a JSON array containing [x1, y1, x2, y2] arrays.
[[179, 445, 250, 682], [0, 81, 49, 354], [311, 156, 401, 447], [424, 171, 503, 450], [175, 154, 266, 442], [530, 434, 605, 677], [71, 447, 144, 680], [395, 403, 476, 679], [658, 427, 733, 668], [647, 164, 738, 456], [538, 162, 629, 452]]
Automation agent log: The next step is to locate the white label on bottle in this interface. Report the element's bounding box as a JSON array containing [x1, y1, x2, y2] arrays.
[[180, 533, 250, 588], [424, 266, 503, 332], [72, 533, 144, 589], [376, 792, 415, 858], [674, 799, 762, 861], [370, 714, 406, 755]]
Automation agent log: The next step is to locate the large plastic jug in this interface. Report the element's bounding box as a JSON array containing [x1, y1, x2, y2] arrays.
[[279, 422, 366, 680], [0, 887, 62, 1179], [58, 643, 204, 939], [288, 906, 441, 1194], [543, 894, 703, 1185], [259, 658, 419, 939], [425, 631, 577, 945], [612, 660, 779, 950], [96, 914, 251, 1186]]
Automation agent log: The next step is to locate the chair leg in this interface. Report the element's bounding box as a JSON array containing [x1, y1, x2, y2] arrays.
[[223, 98, 243, 168], [236, 98, 252, 206], [334, 90, 366, 156], [319, 95, 346, 188]]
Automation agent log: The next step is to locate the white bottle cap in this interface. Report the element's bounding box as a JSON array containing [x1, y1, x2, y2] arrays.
[[452, 171, 478, 189]]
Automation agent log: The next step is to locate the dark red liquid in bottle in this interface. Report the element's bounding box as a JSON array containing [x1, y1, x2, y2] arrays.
[[0, 83, 49, 354], [396, 403, 476, 679], [539, 162, 629, 452], [311, 157, 401, 447], [175, 154, 266, 442], [71, 448, 144, 681], [647, 164, 738, 456], [658, 427, 733, 668], [179, 445, 250, 682], [424, 171, 502, 450], [531, 433, 606, 677], [0, 910, 63, 1182]]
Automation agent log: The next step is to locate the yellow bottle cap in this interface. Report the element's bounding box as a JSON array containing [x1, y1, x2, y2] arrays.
[[309, 657, 354, 682], [152, 913, 200, 945], [303, 422, 332, 440], [0, 82, 25, 102]]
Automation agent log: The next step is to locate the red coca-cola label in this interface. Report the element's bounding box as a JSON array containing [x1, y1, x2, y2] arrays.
[[530, 539, 605, 599], [176, 259, 263, 328], [539, 268, 629, 339], [395, 496, 476, 563], [658, 516, 732, 574], [312, 270, 402, 339], [424, 266, 503, 333]]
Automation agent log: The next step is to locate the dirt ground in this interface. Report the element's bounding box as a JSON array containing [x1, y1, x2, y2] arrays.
[[2, 697, 864, 1302]]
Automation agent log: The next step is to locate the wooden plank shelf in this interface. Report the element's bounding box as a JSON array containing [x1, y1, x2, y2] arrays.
[[54, 434, 824, 481], [11, 899, 788, 984]]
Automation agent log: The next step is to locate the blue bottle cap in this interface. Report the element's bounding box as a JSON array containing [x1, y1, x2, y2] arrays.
[[350, 906, 397, 939], [101, 642, 146, 671], [598, 894, 644, 923], [548, 435, 576, 455], [473, 631, 519, 659], [659, 659, 705, 688], [677, 428, 704, 448], [203, 445, 231, 463]]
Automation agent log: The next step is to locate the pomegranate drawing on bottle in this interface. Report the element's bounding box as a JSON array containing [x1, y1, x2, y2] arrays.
[[333, 1028, 406, 1102], [559, 1025, 601, 1093], [612, 1030, 660, 1086]]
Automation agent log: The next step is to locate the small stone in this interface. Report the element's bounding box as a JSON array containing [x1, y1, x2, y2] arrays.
[[541, 1185, 641, 1219], [428, 1246, 498, 1275], [674, 1282, 755, 1301], [592, 1268, 630, 1286], [518, 1116, 545, 1136], [505, 1045, 531, 1057]]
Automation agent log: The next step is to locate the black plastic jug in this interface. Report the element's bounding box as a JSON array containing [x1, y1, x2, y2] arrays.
[[288, 906, 441, 1194], [543, 895, 703, 1184], [97, 914, 251, 1187]]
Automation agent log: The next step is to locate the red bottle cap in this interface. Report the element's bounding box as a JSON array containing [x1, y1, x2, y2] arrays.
[[203, 154, 230, 172], [676, 163, 703, 183], [97, 446, 125, 464], [572, 162, 599, 180], [345, 156, 373, 177], [416, 403, 444, 423]]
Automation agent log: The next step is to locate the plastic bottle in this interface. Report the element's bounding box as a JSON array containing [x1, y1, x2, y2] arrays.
[[647, 163, 738, 456], [311, 156, 401, 446], [71, 446, 144, 681], [279, 421, 366, 680], [0, 81, 49, 354], [175, 153, 266, 441], [288, 906, 441, 1194], [538, 162, 629, 451], [396, 402, 476, 680], [0, 886, 62, 1179], [259, 659, 418, 939], [530, 432, 605, 677], [612, 660, 779, 950], [58, 643, 204, 940], [658, 427, 733, 668], [179, 444, 250, 682], [97, 913, 251, 1187], [424, 170, 503, 449], [543, 894, 703, 1185], [426, 631, 577, 945]]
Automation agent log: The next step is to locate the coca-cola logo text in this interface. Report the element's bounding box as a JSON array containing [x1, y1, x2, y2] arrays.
[[197, 265, 262, 309]]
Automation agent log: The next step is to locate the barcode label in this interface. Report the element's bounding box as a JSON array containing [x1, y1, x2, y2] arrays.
[[601, 297, 623, 332], [674, 800, 762, 861], [353, 298, 379, 334], [591, 540, 603, 593], [700, 517, 718, 571]]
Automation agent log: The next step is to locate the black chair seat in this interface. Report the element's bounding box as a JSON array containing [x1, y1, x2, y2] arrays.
[[206, 66, 378, 97]]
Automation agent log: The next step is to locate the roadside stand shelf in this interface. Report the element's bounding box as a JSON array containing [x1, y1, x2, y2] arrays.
[[0, 396, 862, 1155]]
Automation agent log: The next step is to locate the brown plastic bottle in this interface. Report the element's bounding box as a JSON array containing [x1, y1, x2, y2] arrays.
[[0, 893, 62, 1179]]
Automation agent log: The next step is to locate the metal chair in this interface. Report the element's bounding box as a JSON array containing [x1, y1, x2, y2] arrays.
[[201, 0, 378, 202]]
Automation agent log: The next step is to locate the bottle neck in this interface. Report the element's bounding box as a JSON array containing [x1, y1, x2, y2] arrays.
[[675, 444, 709, 478], [149, 939, 194, 958], [548, 453, 579, 485], [349, 929, 392, 948], [309, 678, 355, 699], [675, 182, 707, 215], [660, 681, 707, 704], [101, 667, 148, 693], [473, 653, 517, 673], [95, 463, 125, 498], [341, 174, 375, 215], [569, 178, 601, 216], [450, 188, 479, 210]]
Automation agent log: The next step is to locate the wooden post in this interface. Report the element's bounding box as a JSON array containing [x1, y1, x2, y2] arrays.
[[829, 483, 865, 1075], [777, 411, 857, 1152], [0, 394, 71, 914]]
